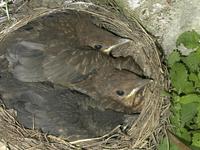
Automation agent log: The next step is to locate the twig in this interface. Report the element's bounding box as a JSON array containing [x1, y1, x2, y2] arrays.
[[0, 0, 10, 20]]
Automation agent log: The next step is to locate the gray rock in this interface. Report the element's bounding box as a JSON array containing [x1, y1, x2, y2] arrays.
[[126, 0, 200, 55]]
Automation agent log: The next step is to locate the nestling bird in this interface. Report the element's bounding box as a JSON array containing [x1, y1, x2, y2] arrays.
[[0, 73, 139, 141], [4, 43, 149, 113], [0, 10, 150, 113], [1, 11, 131, 58]]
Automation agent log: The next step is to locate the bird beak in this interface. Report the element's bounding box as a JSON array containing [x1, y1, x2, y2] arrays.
[[102, 39, 131, 54], [125, 79, 151, 100]]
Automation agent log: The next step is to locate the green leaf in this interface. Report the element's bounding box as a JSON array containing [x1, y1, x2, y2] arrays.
[[181, 103, 198, 126], [173, 128, 192, 144], [170, 112, 181, 128], [179, 94, 200, 104], [161, 90, 172, 97], [167, 50, 181, 67], [169, 63, 195, 93], [195, 106, 200, 128], [189, 73, 199, 82], [181, 49, 200, 72], [192, 132, 200, 148], [176, 30, 200, 49], [170, 103, 181, 128], [158, 137, 179, 150], [189, 73, 200, 88], [171, 94, 180, 103], [198, 72, 200, 80], [159, 137, 169, 150]]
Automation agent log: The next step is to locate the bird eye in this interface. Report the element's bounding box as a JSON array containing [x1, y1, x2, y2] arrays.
[[23, 25, 34, 31], [94, 44, 102, 50], [116, 90, 125, 96]]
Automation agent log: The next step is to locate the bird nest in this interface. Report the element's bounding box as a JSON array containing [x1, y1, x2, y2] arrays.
[[0, 1, 168, 150]]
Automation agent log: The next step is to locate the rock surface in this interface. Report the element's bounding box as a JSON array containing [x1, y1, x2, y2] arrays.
[[126, 0, 200, 55]]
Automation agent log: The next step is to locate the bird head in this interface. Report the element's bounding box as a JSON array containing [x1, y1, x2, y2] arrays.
[[76, 21, 131, 54], [92, 69, 151, 112], [83, 37, 131, 55]]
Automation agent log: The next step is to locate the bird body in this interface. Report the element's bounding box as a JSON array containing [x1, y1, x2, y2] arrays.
[[0, 10, 150, 113], [5, 41, 149, 113], [0, 73, 138, 141]]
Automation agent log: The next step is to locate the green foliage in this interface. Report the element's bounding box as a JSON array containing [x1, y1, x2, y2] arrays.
[[169, 62, 195, 94], [181, 48, 200, 72], [167, 50, 181, 67], [176, 30, 200, 49], [180, 103, 198, 126], [195, 106, 200, 128], [158, 137, 179, 150], [179, 94, 200, 104], [192, 133, 200, 147], [164, 30, 200, 149], [189, 73, 200, 87]]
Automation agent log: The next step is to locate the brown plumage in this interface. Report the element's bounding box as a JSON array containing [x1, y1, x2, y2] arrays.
[[0, 73, 139, 141], [0, 10, 150, 113]]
